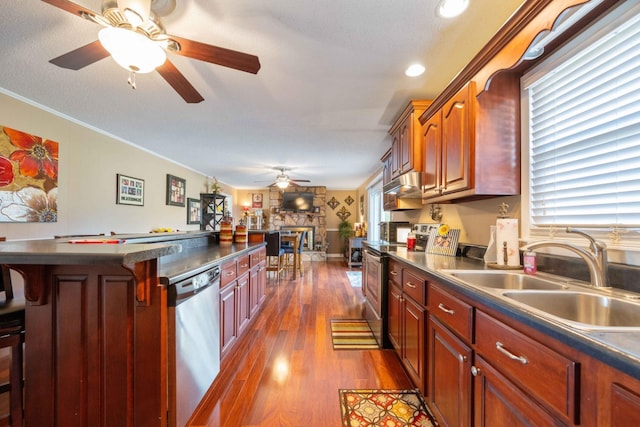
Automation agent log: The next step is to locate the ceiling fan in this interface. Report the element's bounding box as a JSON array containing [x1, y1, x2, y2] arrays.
[[262, 168, 311, 189], [41, 0, 261, 103]]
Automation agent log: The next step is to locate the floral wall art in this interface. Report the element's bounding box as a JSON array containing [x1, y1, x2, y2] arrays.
[[0, 125, 58, 222]]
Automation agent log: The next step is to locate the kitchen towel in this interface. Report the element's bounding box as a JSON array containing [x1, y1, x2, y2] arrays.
[[496, 219, 519, 266]]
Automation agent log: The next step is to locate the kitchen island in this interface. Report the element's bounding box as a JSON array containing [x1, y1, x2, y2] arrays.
[[0, 231, 265, 427]]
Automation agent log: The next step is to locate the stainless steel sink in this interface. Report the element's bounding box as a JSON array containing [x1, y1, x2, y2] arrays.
[[444, 270, 569, 290], [502, 291, 640, 330]]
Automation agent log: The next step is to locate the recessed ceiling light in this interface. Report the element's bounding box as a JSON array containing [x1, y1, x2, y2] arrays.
[[438, 0, 469, 18], [405, 63, 425, 77]]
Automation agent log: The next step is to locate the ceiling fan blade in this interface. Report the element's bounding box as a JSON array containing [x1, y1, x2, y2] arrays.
[[41, 0, 99, 19], [49, 40, 110, 70], [157, 60, 204, 103], [167, 36, 261, 74], [290, 179, 311, 183]]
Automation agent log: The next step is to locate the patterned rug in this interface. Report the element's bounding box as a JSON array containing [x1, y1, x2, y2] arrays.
[[331, 319, 378, 350], [339, 389, 438, 427], [346, 271, 362, 287]]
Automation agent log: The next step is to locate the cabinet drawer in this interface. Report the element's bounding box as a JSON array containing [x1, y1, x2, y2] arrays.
[[388, 259, 403, 288], [429, 284, 473, 342], [403, 269, 427, 306], [221, 259, 237, 288], [250, 249, 261, 267], [475, 310, 577, 422], [237, 254, 250, 276]]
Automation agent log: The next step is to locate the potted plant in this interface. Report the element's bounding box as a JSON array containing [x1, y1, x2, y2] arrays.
[[338, 219, 354, 256]]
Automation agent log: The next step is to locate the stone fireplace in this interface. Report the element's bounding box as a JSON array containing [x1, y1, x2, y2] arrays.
[[268, 187, 326, 250], [281, 226, 314, 251]]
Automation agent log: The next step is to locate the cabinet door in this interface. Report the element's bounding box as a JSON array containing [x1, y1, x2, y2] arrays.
[[220, 284, 237, 356], [391, 128, 402, 178], [473, 355, 563, 427], [428, 317, 472, 427], [441, 83, 473, 195], [398, 114, 412, 174], [249, 266, 260, 316], [610, 383, 640, 426], [403, 295, 426, 395], [422, 111, 441, 198], [236, 273, 251, 335], [388, 283, 403, 351]]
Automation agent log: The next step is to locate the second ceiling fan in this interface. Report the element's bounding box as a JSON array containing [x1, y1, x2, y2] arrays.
[[42, 0, 261, 103], [268, 168, 311, 189]]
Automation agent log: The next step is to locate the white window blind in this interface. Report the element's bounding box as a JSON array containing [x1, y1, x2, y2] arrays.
[[522, 2, 640, 231]]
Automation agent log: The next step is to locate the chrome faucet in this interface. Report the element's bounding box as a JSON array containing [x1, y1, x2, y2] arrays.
[[520, 227, 609, 288]]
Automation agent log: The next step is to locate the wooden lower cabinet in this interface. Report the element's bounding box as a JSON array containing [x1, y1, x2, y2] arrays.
[[387, 260, 428, 395], [428, 317, 472, 427], [220, 248, 267, 358], [472, 355, 564, 427]]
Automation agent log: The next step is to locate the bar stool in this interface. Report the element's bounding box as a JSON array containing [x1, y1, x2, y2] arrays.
[[265, 231, 285, 281], [283, 231, 306, 279], [0, 265, 25, 427]]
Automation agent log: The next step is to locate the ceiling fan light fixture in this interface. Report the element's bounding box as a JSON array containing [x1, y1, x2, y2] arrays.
[[276, 180, 289, 189], [118, 0, 151, 25], [437, 0, 469, 18], [98, 27, 166, 73]]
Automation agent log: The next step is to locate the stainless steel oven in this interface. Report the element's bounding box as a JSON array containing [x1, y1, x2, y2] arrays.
[[168, 265, 221, 427], [363, 247, 388, 347]]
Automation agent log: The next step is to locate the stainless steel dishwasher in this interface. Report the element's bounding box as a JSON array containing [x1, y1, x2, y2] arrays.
[[168, 265, 221, 427]]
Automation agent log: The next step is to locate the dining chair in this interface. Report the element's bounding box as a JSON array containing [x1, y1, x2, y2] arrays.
[[0, 264, 25, 427]]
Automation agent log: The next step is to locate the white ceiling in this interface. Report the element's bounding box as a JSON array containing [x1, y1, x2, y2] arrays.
[[0, 0, 524, 189]]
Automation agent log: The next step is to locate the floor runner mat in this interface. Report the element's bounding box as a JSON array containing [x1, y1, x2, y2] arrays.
[[339, 389, 438, 426], [330, 319, 378, 350]]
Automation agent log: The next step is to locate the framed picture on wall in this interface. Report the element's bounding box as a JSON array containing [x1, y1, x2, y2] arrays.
[[116, 174, 144, 206], [187, 198, 201, 224], [252, 193, 263, 208], [166, 174, 186, 207]]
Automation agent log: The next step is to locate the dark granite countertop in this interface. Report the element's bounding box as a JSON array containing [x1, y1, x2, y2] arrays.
[[158, 242, 265, 285], [0, 238, 180, 265], [373, 245, 640, 381]]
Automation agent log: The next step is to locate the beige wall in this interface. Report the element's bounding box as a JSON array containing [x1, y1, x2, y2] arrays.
[[0, 91, 213, 240]]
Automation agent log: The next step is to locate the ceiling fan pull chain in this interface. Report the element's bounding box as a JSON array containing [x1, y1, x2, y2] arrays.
[[128, 71, 137, 90]]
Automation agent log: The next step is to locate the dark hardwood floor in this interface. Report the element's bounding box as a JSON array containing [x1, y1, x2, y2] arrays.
[[190, 258, 413, 427]]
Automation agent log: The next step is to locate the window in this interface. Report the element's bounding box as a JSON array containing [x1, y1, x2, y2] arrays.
[[521, 1, 640, 246], [367, 176, 386, 241]]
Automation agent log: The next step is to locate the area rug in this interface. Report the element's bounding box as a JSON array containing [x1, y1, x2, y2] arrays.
[[346, 271, 362, 287], [331, 319, 378, 350], [339, 389, 438, 427]]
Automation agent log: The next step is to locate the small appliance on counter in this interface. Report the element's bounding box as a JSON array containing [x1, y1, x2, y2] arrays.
[[379, 221, 411, 243]]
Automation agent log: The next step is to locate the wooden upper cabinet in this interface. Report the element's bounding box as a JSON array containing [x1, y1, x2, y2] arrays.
[[389, 100, 432, 179], [421, 73, 520, 203]]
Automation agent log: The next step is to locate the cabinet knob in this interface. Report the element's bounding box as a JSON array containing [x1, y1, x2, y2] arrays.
[[471, 366, 480, 376]]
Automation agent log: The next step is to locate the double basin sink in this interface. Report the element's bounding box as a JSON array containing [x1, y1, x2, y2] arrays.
[[441, 270, 640, 331]]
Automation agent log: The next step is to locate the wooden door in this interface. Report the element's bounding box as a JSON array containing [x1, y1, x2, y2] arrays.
[[422, 111, 441, 198], [402, 295, 426, 394], [429, 317, 472, 427], [473, 356, 562, 427], [220, 283, 237, 356], [387, 283, 402, 351], [441, 82, 473, 195]]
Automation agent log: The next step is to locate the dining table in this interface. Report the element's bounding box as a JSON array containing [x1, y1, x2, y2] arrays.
[[281, 233, 301, 279]]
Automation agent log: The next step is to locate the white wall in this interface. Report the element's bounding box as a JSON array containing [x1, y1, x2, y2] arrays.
[[0, 91, 210, 240]]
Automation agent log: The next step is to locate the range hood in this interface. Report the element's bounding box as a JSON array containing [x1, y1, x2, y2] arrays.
[[383, 171, 422, 198]]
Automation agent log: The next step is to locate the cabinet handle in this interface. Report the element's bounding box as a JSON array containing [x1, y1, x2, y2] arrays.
[[390, 270, 399, 276], [459, 354, 467, 363], [495, 342, 528, 365], [471, 366, 480, 376], [405, 281, 417, 289], [240, 263, 249, 268], [225, 271, 235, 276], [437, 303, 455, 315]]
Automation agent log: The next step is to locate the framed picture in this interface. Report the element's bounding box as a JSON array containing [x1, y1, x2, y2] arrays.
[[166, 174, 186, 206], [187, 198, 201, 224], [252, 193, 263, 208], [116, 174, 144, 206]]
